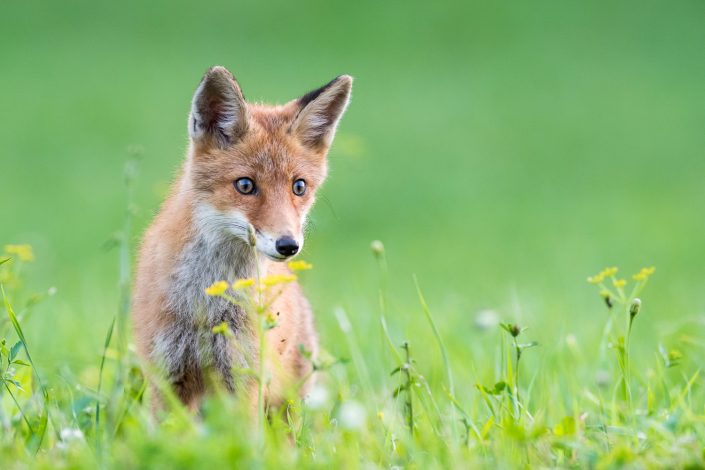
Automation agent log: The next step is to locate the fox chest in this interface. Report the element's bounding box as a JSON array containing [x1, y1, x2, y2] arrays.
[[151, 236, 257, 387]]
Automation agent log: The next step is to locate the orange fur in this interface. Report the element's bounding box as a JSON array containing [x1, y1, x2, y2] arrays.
[[132, 66, 352, 410]]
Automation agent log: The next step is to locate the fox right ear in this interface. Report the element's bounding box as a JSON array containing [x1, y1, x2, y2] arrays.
[[188, 66, 248, 149]]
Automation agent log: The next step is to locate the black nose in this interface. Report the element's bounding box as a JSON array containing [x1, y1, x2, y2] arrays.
[[275, 237, 299, 257]]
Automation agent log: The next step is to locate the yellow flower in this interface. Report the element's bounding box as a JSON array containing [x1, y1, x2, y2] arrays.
[[588, 266, 620, 284], [633, 266, 656, 281], [287, 260, 313, 272], [613, 279, 626, 288], [4, 244, 34, 262], [205, 281, 229, 296], [602, 267, 618, 277], [587, 273, 604, 284], [212, 321, 229, 335], [260, 274, 297, 288], [232, 278, 255, 290]]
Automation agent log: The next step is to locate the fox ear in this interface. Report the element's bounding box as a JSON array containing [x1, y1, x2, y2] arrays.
[[189, 66, 248, 149], [291, 75, 353, 149]]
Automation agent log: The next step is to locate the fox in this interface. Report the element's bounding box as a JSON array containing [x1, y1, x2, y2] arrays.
[[132, 66, 352, 411]]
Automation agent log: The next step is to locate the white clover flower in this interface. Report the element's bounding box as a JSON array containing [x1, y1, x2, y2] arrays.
[[474, 310, 499, 331], [57, 427, 84, 450], [338, 401, 367, 431], [60, 428, 84, 442], [304, 384, 330, 410]]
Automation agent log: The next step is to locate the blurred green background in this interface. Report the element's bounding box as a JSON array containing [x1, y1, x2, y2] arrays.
[[1, 0, 704, 386]]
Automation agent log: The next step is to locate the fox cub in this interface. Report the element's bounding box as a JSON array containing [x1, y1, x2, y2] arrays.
[[132, 66, 352, 410]]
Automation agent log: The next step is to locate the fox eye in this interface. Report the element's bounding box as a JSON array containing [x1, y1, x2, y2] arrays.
[[234, 177, 256, 195], [292, 179, 306, 196]]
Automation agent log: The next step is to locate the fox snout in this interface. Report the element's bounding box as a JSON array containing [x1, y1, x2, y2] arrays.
[[253, 229, 303, 261]]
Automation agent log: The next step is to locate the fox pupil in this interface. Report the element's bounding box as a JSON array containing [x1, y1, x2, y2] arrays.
[[234, 177, 255, 195], [293, 179, 306, 196]]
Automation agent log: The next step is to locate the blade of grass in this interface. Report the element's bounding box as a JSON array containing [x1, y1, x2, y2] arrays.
[[2, 284, 49, 454], [413, 275, 465, 437], [95, 316, 115, 452], [413, 276, 455, 399], [3, 381, 34, 434]]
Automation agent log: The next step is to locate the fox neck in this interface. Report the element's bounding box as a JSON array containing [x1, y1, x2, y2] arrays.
[[164, 197, 263, 322]]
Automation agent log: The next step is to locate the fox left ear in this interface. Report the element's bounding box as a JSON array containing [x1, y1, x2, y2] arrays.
[[290, 75, 353, 149], [189, 66, 249, 149]]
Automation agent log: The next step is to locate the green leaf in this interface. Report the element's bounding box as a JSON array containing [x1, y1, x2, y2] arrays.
[[492, 381, 507, 394], [10, 341, 22, 362], [659, 344, 683, 368], [477, 381, 508, 396], [480, 416, 494, 439], [9, 379, 24, 391], [12, 359, 30, 367], [393, 383, 409, 398], [0, 257, 10, 266]]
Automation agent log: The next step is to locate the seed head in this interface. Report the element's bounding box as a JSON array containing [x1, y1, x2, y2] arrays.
[[370, 240, 385, 258], [509, 323, 521, 338], [600, 290, 613, 309], [630, 298, 641, 319], [247, 224, 257, 247]]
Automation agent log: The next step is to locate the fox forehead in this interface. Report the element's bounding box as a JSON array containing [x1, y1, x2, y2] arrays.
[[191, 105, 328, 190]]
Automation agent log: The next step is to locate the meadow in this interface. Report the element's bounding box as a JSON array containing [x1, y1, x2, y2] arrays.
[[1, 0, 705, 467]]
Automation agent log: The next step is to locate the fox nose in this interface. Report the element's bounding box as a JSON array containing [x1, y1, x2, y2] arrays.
[[275, 237, 299, 257]]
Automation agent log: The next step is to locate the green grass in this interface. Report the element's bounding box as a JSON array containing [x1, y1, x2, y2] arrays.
[[2, 0, 705, 467]]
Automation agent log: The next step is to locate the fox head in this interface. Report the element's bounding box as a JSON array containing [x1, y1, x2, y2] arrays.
[[186, 66, 352, 261]]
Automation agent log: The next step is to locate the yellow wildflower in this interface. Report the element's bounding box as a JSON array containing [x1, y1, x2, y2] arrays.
[[4, 244, 34, 262], [633, 266, 656, 281], [613, 279, 626, 288], [232, 278, 255, 290], [602, 267, 618, 277], [260, 274, 297, 288], [588, 266, 619, 284], [287, 260, 313, 272], [205, 281, 229, 296], [587, 273, 604, 284], [212, 321, 230, 335]]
